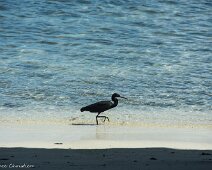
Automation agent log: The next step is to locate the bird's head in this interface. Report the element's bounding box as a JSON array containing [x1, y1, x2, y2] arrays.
[[112, 93, 127, 100]]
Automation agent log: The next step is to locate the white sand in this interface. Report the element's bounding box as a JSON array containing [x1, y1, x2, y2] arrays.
[[0, 123, 212, 149], [0, 123, 212, 169]]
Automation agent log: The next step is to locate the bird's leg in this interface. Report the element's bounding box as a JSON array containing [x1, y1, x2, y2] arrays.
[[96, 115, 98, 125], [97, 116, 109, 122], [96, 112, 101, 125], [96, 113, 109, 124], [103, 116, 110, 122], [96, 116, 98, 125]]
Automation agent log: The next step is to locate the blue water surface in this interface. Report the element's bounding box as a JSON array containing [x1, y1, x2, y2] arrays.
[[0, 0, 211, 125]]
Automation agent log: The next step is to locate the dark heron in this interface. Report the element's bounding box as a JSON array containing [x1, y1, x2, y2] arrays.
[[80, 93, 127, 125]]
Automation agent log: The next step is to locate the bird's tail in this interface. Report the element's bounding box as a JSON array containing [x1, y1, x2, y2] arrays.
[[80, 107, 86, 112]]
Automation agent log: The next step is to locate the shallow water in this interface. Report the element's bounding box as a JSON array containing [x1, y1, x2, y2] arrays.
[[0, 0, 211, 127]]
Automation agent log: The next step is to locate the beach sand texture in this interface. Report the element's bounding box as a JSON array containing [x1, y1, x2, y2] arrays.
[[0, 147, 212, 170], [1, 0, 211, 169], [0, 123, 212, 169]]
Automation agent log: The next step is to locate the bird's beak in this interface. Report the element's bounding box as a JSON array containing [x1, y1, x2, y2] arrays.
[[120, 96, 127, 99]]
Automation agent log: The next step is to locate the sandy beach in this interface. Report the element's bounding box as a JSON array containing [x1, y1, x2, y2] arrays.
[[0, 147, 212, 170], [1, 0, 211, 169], [0, 123, 212, 169]]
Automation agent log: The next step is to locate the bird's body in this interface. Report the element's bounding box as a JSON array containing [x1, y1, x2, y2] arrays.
[[81, 100, 115, 113], [80, 93, 126, 125]]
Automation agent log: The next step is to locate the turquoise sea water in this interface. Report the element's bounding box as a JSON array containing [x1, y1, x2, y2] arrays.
[[0, 0, 211, 126]]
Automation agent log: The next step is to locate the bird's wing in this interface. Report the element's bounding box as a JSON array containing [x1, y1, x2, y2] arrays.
[[82, 101, 113, 113], [96, 101, 113, 109]]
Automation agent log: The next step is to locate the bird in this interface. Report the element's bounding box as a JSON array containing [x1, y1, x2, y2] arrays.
[[80, 93, 127, 125]]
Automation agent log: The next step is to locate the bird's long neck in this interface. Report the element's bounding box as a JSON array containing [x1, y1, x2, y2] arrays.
[[111, 97, 118, 108]]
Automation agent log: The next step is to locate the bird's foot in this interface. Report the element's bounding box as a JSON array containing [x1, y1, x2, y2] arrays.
[[103, 117, 110, 122]]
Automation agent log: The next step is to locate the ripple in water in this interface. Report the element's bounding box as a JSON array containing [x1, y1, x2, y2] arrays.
[[0, 0, 211, 126]]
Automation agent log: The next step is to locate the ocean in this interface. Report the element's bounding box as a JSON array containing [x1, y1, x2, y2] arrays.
[[0, 0, 211, 127]]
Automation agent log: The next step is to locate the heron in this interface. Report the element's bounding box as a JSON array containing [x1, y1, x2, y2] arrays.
[[80, 93, 127, 125]]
